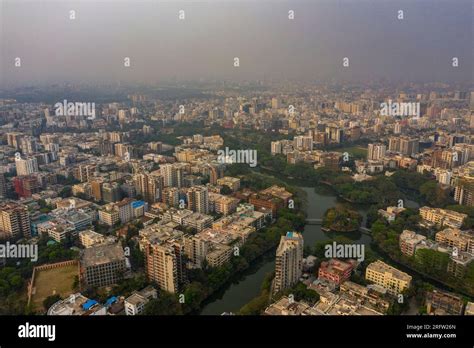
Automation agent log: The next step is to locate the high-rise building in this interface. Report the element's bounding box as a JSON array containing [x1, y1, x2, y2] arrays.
[[90, 179, 103, 202], [144, 239, 186, 293], [394, 122, 403, 135], [15, 157, 38, 176], [388, 136, 419, 156], [0, 173, 6, 198], [388, 136, 400, 152], [273, 232, 304, 294], [162, 187, 180, 207], [13, 175, 40, 198], [208, 164, 224, 185], [6, 132, 22, 149], [20, 136, 38, 155], [186, 186, 209, 214], [271, 141, 282, 155], [102, 182, 122, 203], [426, 289, 464, 315], [293, 136, 313, 151], [367, 143, 387, 161], [134, 173, 164, 204], [435, 228, 474, 254], [160, 164, 184, 188], [74, 164, 96, 183], [271, 97, 280, 110], [419, 206, 467, 229], [399, 137, 419, 156], [0, 202, 31, 239], [325, 125, 343, 143], [454, 175, 474, 207], [184, 235, 209, 268]]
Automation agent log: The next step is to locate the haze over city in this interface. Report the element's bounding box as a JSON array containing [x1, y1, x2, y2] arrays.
[[0, 0, 473, 346], [1, 0, 472, 87]]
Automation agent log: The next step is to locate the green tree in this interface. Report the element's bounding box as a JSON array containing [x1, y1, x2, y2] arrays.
[[43, 294, 62, 311]]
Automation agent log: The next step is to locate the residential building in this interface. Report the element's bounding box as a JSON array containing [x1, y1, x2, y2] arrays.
[[318, 259, 355, 285], [0, 202, 31, 239], [365, 260, 412, 296], [419, 207, 467, 229], [124, 286, 157, 315], [399, 230, 427, 256], [273, 232, 304, 294], [80, 243, 127, 287], [426, 289, 464, 315]]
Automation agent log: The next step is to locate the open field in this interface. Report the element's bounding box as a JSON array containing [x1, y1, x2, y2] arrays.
[[30, 264, 78, 311], [334, 146, 368, 159]]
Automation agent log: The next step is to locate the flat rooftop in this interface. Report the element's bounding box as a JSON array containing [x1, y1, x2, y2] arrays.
[[81, 243, 124, 268]]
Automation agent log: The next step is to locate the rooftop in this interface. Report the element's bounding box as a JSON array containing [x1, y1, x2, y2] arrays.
[[81, 243, 125, 268]]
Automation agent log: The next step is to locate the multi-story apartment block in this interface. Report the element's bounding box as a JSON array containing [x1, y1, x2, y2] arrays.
[[216, 176, 241, 192], [435, 228, 474, 254], [0, 202, 31, 239], [419, 206, 467, 229], [124, 286, 157, 315], [144, 238, 186, 294], [318, 259, 355, 285], [454, 175, 474, 207], [365, 260, 412, 296], [399, 230, 427, 256], [425, 289, 464, 315], [186, 185, 209, 214], [80, 243, 127, 287], [15, 157, 38, 176], [368, 143, 387, 161], [273, 231, 304, 294]]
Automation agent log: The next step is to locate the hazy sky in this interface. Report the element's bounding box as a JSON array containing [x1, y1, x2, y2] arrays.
[[1, 0, 472, 87]]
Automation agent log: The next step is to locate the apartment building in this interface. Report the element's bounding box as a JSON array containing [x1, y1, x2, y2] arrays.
[[273, 232, 304, 294], [144, 239, 186, 294], [435, 228, 474, 254], [365, 260, 412, 296], [99, 208, 120, 226], [425, 289, 464, 315], [419, 206, 467, 229], [0, 202, 31, 239], [399, 230, 427, 256], [124, 286, 157, 315], [454, 175, 474, 207], [206, 244, 233, 268], [184, 235, 209, 268], [318, 259, 355, 285], [79, 229, 107, 248], [80, 243, 127, 287], [99, 198, 136, 226], [15, 157, 38, 176], [186, 185, 209, 214], [216, 176, 241, 192]]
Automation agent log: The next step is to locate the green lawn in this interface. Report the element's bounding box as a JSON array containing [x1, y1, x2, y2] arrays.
[[30, 264, 78, 311], [335, 146, 368, 159]]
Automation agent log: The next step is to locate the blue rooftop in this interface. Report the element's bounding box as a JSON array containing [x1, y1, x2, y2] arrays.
[[132, 201, 145, 208], [105, 296, 117, 307], [82, 299, 98, 311]]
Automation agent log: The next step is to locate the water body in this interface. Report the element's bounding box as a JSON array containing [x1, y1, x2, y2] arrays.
[[200, 185, 416, 314]]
